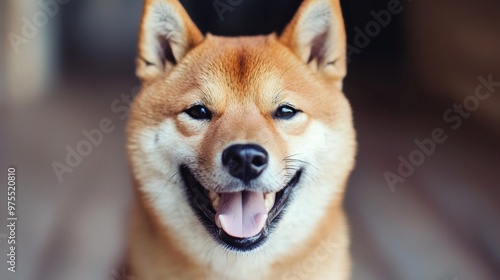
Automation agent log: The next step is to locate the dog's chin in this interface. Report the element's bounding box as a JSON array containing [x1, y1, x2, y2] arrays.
[[180, 165, 302, 252]]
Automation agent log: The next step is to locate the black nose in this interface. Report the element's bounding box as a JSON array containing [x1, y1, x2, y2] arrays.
[[222, 144, 269, 183]]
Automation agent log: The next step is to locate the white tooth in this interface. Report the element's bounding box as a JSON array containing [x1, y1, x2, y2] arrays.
[[209, 191, 217, 201], [209, 191, 220, 211], [216, 215, 222, 228], [212, 195, 220, 211], [264, 192, 276, 212]]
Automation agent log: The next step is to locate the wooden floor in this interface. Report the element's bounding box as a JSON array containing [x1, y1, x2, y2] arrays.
[[1, 74, 499, 280]]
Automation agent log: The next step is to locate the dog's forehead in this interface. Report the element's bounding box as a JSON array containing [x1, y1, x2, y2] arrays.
[[184, 35, 305, 105], [200, 36, 286, 77]]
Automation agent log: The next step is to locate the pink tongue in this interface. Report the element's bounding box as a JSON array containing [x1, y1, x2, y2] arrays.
[[215, 191, 267, 238]]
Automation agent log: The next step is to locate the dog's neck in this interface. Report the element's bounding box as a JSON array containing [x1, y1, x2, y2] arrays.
[[129, 185, 350, 280]]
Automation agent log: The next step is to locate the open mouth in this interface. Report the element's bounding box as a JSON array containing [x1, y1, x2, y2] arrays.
[[180, 165, 302, 251]]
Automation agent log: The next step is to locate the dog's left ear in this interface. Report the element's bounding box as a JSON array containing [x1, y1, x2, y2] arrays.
[[280, 0, 346, 86], [136, 0, 203, 83]]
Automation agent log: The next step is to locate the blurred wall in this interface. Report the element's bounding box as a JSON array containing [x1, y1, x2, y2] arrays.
[[1, 1, 6, 103], [60, 0, 142, 76], [407, 0, 500, 132], [5, 0, 60, 102], [3, 0, 499, 129]]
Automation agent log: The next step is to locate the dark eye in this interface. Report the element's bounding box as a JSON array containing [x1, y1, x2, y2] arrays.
[[274, 105, 299, 120], [185, 105, 212, 120]]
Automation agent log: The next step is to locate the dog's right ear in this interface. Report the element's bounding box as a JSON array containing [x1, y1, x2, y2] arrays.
[[136, 0, 203, 83]]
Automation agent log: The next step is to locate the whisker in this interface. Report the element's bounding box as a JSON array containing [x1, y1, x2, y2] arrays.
[[152, 170, 180, 203], [283, 153, 301, 160], [284, 159, 319, 172]]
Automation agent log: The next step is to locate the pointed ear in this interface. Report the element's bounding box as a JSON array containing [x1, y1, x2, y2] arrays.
[[136, 0, 203, 83], [280, 0, 346, 84]]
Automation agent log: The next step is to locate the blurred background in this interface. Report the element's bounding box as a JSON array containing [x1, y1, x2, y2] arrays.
[[1, 0, 499, 279]]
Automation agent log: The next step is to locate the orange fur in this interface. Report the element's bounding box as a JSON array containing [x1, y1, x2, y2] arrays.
[[127, 0, 355, 279]]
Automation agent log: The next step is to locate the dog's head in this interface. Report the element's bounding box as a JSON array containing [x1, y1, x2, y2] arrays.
[[128, 0, 355, 259]]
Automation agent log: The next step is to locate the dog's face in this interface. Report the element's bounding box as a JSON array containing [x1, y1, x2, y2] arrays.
[[128, 0, 355, 268]]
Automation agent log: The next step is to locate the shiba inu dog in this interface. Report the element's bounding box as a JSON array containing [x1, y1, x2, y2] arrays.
[[126, 0, 356, 279]]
